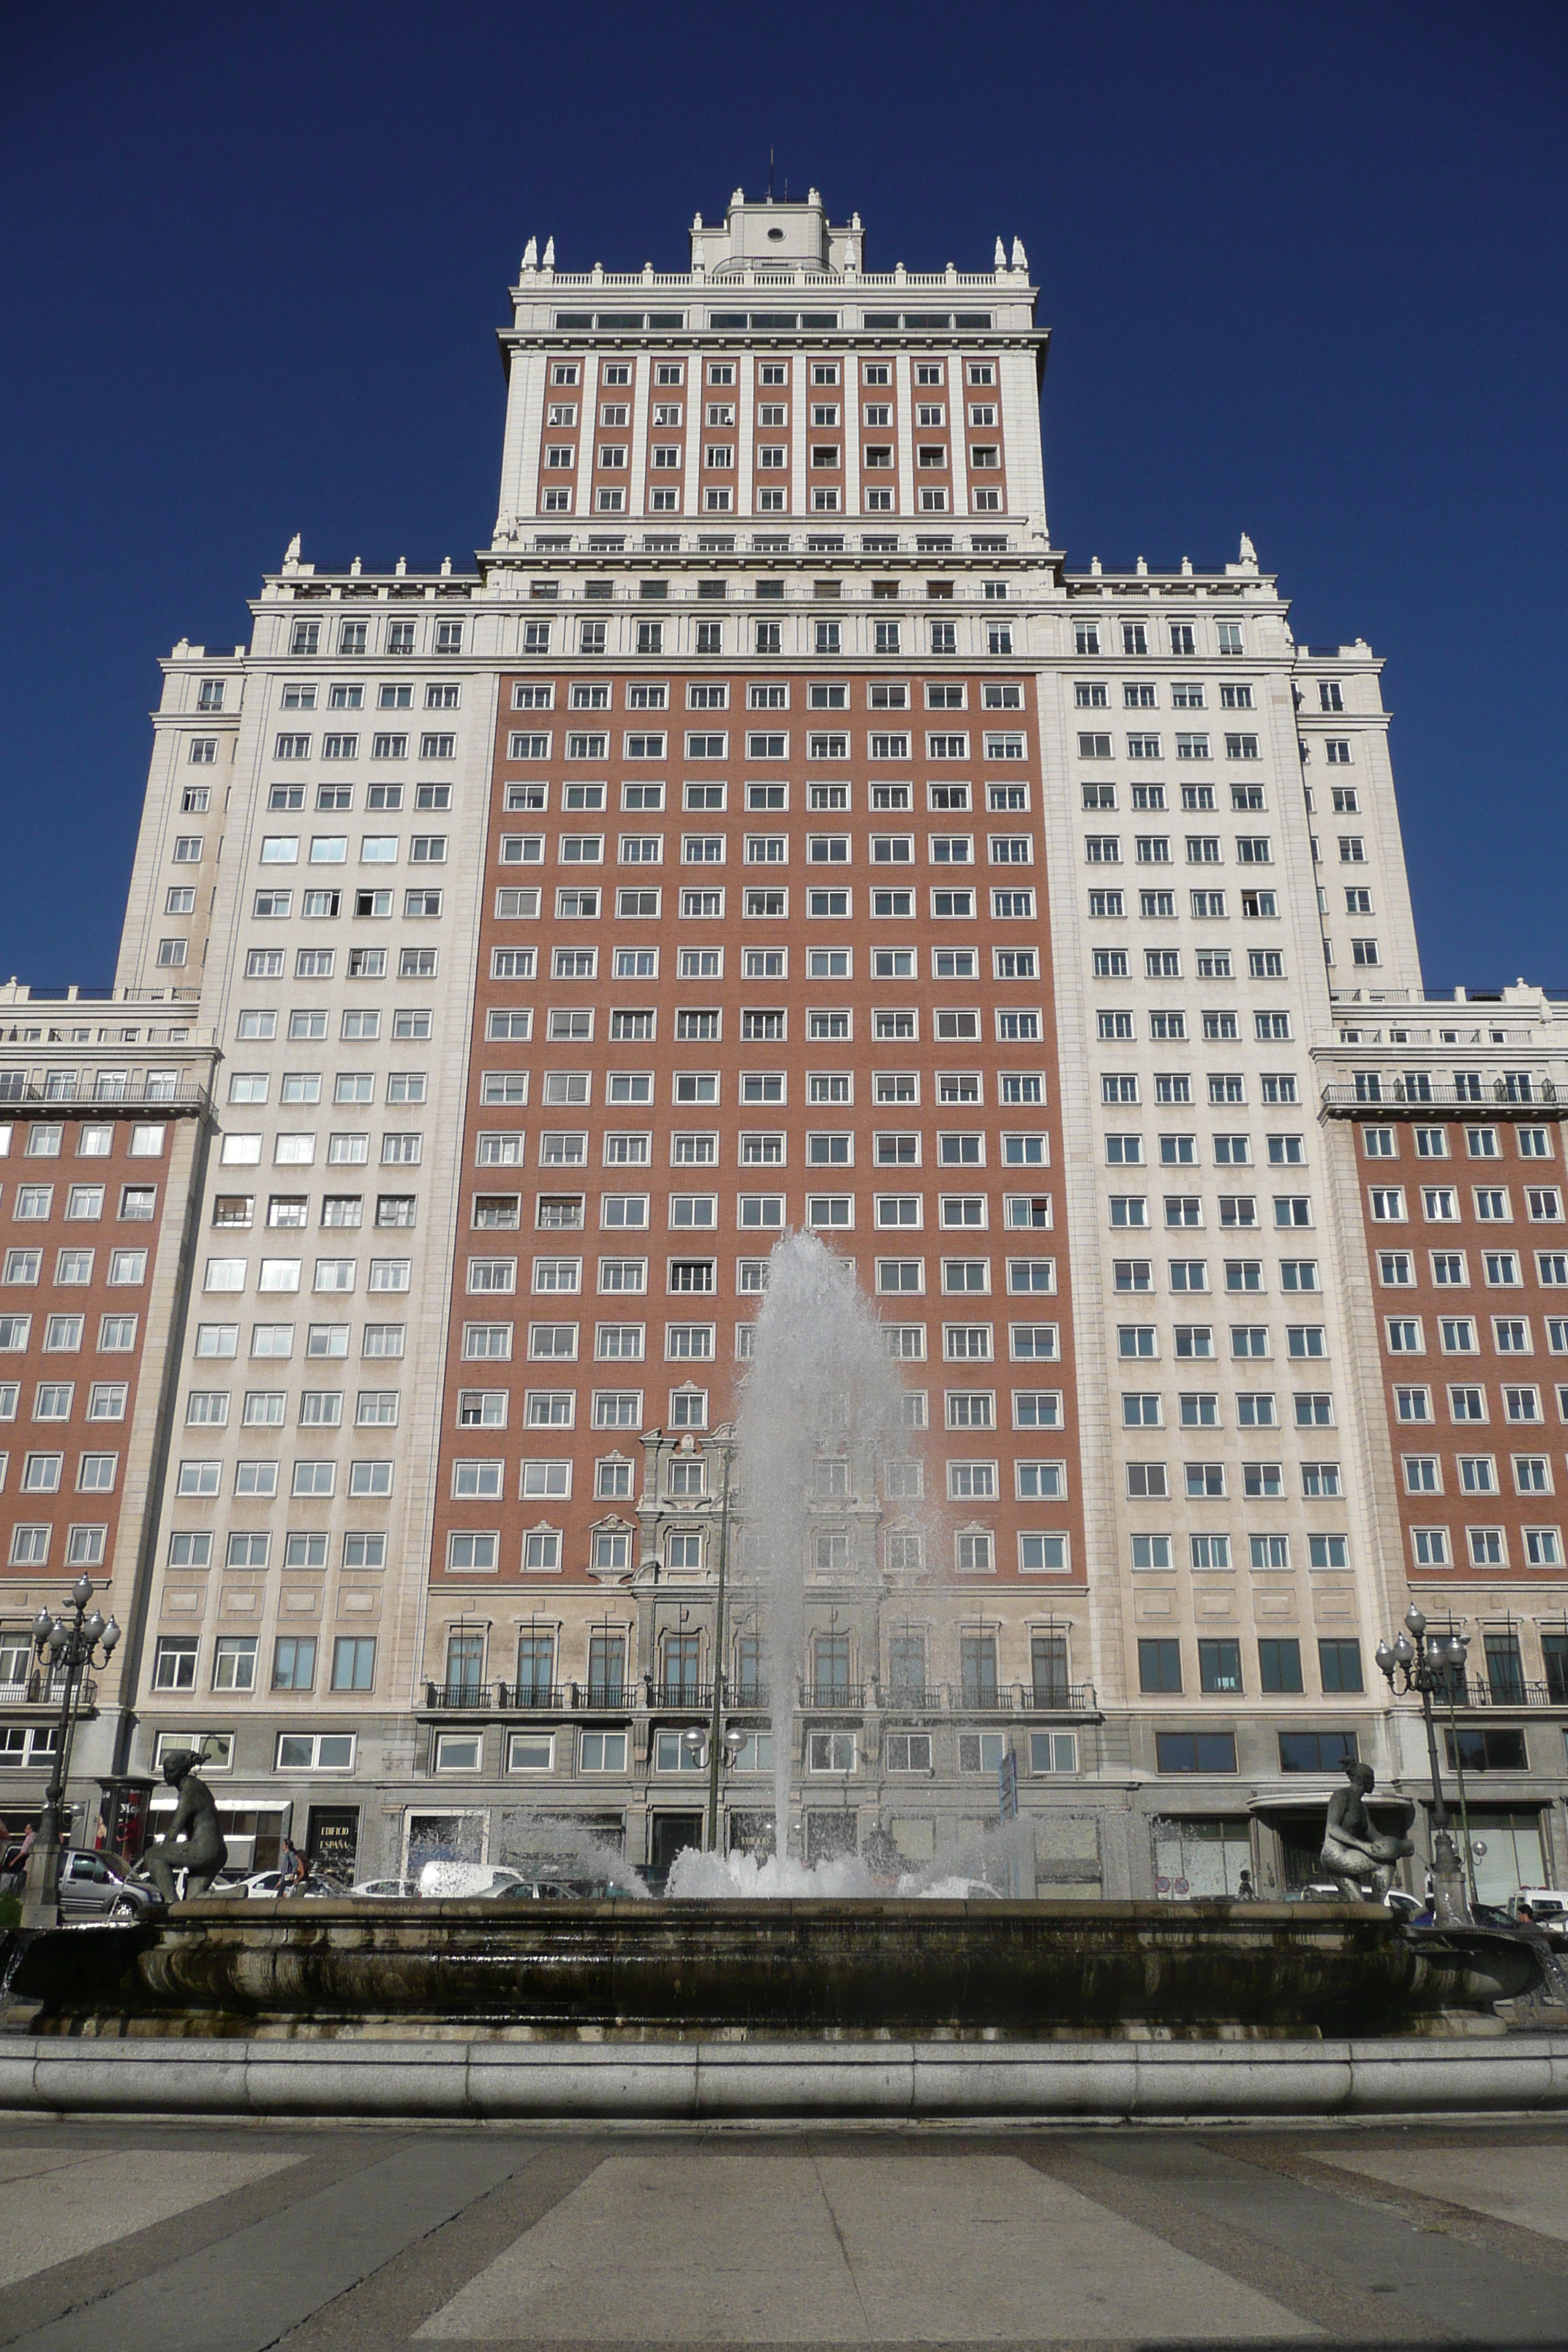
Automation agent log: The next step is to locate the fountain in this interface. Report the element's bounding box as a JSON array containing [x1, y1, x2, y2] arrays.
[[2, 1232, 1564, 2117], [734, 1229, 911, 1870]]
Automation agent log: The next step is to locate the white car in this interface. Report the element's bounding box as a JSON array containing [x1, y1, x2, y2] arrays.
[[416, 1860, 528, 1900], [1515, 1887, 1568, 1921], [232, 1868, 338, 1899], [351, 1876, 418, 1899]]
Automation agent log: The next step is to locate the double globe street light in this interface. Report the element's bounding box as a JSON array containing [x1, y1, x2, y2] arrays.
[[680, 1723, 748, 1852], [1375, 1603, 1471, 1926], [20, 1575, 121, 1929]]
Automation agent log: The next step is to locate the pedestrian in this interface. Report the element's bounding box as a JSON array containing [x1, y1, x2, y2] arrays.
[[279, 1836, 306, 1896], [1517, 1901, 1536, 1926], [1236, 1869, 1258, 1901]]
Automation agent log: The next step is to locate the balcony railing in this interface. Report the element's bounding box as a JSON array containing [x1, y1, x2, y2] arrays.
[[426, 1681, 634, 1713], [1321, 1083, 1560, 1118], [800, 1682, 870, 1711], [0, 985, 203, 1009], [0, 1673, 94, 1710], [418, 1677, 1098, 1718], [0, 1076, 211, 1115], [424, 1681, 497, 1711], [881, 1681, 1098, 1716], [650, 1681, 713, 1711], [1441, 1678, 1568, 1711]]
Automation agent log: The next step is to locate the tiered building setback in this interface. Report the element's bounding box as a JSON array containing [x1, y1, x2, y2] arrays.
[[6, 190, 1564, 1901]]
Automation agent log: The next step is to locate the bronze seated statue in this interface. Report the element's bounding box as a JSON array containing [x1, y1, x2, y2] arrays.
[[130, 1749, 229, 1904], [1319, 1760, 1415, 1901]]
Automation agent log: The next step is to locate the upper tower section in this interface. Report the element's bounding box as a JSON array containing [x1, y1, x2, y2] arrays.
[[689, 186, 861, 275], [490, 196, 1049, 566]]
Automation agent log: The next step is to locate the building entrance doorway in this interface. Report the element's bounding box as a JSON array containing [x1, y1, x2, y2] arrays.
[[805, 1810, 858, 1866], [307, 1805, 361, 1883], [650, 1812, 704, 1873]]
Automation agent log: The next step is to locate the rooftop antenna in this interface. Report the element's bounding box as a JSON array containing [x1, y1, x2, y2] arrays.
[[768, 146, 774, 201]]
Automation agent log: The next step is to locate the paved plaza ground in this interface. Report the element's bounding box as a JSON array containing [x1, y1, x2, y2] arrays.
[[0, 2114, 1565, 2348]]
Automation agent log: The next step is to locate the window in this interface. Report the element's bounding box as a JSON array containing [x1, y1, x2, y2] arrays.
[[273, 1637, 317, 1692], [151, 1635, 200, 1691], [1138, 1638, 1182, 1693], [330, 1635, 376, 1692], [276, 1733, 356, 1771]]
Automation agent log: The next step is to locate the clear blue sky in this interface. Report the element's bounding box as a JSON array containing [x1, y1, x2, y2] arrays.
[[1, 3, 1563, 991]]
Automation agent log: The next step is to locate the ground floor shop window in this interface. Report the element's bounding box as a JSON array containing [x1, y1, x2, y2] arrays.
[[1457, 1806, 1547, 1906], [1152, 1815, 1251, 1898], [405, 1809, 486, 1877]]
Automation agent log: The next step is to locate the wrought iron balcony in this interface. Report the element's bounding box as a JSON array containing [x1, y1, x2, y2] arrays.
[[0, 1673, 94, 1711], [650, 1681, 714, 1711], [1441, 1677, 1568, 1711], [878, 1681, 1098, 1716], [799, 1681, 870, 1711], [0, 1075, 211, 1115], [497, 1683, 570, 1712], [423, 1681, 499, 1711], [423, 1680, 637, 1714], [1320, 1083, 1560, 1119]]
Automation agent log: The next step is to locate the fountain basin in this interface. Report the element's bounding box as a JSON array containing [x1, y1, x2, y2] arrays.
[[2, 1897, 1518, 2041]]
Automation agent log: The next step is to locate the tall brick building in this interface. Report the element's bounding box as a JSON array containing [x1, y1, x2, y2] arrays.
[[8, 190, 1561, 1900]]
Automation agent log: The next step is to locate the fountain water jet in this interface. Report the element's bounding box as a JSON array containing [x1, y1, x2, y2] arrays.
[[733, 1231, 911, 1870]]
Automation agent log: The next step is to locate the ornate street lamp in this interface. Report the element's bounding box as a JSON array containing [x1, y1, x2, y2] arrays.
[[682, 1722, 745, 1779], [1374, 1602, 1471, 1926], [20, 1575, 121, 1929]]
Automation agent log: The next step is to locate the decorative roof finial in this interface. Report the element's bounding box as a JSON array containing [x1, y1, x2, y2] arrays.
[[994, 235, 1006, 270], [1239, 531, 1258, 567], [283, 533, 301, 569], [521, 236, 538, 271], [1011, 235, 1028, 271], [541, 235, 554, 268]]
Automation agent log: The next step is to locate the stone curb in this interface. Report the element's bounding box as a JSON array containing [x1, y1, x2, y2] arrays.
[[2, 2036, 1568, 2119]]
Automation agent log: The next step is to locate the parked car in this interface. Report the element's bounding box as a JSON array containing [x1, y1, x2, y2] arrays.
[[350, 1876, 419, 1899], [480, 1874, 578, 1902], [1512, 1889, 1568, 1940], [1384, 1890, 1425, 1920], [416, 1861, 529, 1900], [1513, 1888, 1568, 1923], [230, 1869, 341, 1899], [481, 1870, 641, 1901], [56, 1848, 161, 1922]]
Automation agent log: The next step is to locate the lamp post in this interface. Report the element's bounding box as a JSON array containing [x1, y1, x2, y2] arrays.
[[1374, 1602, 1471, 1927], [20, 1575, 121, 1929], [681, 1720, 746, 1853], [1436, 1627, 1481, 1910]]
